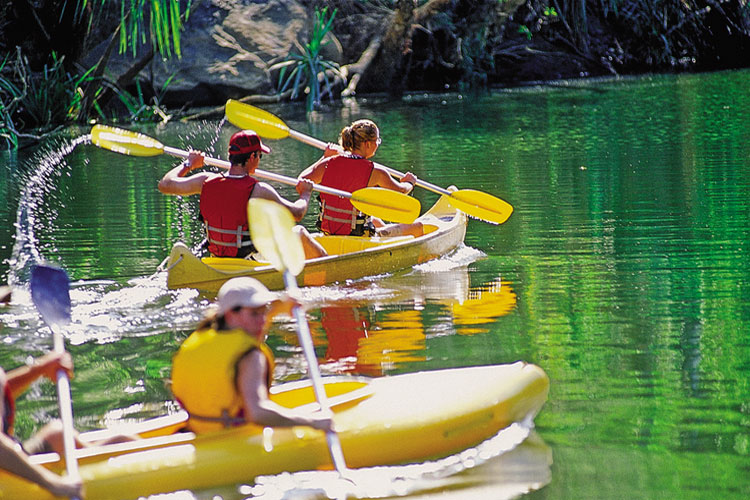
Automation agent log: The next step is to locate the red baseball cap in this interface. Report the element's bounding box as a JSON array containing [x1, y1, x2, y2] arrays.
[[229, 130, 271, 155]]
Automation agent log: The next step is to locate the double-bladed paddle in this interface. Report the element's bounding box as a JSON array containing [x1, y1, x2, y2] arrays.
[[225, 99, 514, 225], [89, 125, 420, 224], [30, 265, 80, 500], [247, 198, 350, 476]]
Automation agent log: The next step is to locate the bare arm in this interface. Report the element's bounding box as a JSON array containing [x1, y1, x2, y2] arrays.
[[236, 351, 332, 431], [369, 166, 416, 194], [251, 180, 314, 222], [298, 159, 327, 184], [298, 144, 339, 184], [5, 352, 73, 400], [157, 151, 217, 196], [0, 421, 83, 498]]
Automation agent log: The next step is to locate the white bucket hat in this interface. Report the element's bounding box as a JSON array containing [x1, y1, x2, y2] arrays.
[[216, 277, 277, 315]]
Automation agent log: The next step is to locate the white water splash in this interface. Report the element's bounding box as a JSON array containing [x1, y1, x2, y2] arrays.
[[7, 134, 90, 286], [412, 244, 486, 273]]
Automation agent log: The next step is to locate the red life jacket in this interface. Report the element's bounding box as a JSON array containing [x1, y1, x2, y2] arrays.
[[199, 175, 257, 257], [2, 381, 14, 435], [318, 155, 374, 235]]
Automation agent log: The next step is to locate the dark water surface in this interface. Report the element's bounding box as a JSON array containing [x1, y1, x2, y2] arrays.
[[1, 69, 749, 499]]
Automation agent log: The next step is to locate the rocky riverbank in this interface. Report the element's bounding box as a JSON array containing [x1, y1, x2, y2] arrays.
[[80, 0, 750, 105], [2, 0, 749, 136]]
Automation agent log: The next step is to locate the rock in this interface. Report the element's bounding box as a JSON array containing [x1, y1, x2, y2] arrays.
[[81, 0, 342, 106]]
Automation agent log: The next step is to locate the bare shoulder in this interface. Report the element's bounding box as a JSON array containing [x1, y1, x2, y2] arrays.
[[251, 182, 283, 200], [370, 166, 395, 185], [237, 348, 267, 379], [197, 171, 222, 182]]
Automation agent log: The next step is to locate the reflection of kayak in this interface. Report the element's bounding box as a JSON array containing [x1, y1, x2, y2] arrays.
[[316, 275, 517, 374], [3, 363, 548, 500], [165, 194, 467, 292]]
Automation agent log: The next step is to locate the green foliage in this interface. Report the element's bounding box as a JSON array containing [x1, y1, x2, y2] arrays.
[[0, 0, 191, 148], [114, 74, 176, 123], [542, 0, 750, 66], [54, 0, 191, 59], [0, 49, 97, 149], [0, 56, 20, 149], [518, 25, 533, 40], [272, 7, 344, 112], [118, 0, 192, 59]]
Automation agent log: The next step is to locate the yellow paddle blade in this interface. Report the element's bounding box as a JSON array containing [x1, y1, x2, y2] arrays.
[[447, 189, 514, 225], [248, 199, 305, 276], [225, 100, 291, 140], [90, 125, 165, 157], [350, 187, 421, 224]]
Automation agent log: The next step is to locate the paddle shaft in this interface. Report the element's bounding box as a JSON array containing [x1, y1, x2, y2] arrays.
[[53, 331, 80, 496], [162, 145, 359, 200], [284, 129, 456, 197], [30, 265, 80, 498], [224, 99, 512, 224], [282, 271, 349, 474]]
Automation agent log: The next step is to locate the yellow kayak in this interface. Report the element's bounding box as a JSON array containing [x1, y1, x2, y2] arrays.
[[165, 194, 467, 292], [1, 363, 548, 500]]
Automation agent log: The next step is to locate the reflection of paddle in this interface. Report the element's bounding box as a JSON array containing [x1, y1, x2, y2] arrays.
[[90, 125, 420, 224], [225, 99, 514, 225], [247, 198, 351, 476], [30, 265, 80, 500]]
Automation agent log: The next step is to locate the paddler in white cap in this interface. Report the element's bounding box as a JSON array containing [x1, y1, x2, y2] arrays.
[[171, 277, 333, 434]]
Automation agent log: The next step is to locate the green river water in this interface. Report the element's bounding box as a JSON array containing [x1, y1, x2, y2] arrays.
[[1, 69, 749, 499]]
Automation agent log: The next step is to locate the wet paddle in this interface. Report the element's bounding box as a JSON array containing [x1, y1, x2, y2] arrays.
[[90, 125, 420, 224], [247, 198, 350, 476], [30, 265, 80, 500], [225, 99, 514, 224]]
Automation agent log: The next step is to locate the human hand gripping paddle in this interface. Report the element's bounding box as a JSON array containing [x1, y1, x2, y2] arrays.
[[225, 99, 514, 225], [247, 198, 351, 478], [30, 265, 80, 500], [89, 125, 420, 224]]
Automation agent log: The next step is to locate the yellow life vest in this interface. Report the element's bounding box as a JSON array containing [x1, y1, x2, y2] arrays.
[[171, 327, 275, 433]]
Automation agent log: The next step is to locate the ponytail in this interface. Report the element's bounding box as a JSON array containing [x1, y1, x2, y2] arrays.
[[339, 119, 378, 152]]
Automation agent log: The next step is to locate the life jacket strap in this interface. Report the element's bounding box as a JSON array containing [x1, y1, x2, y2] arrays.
[[320, 200, 362, 229], [204, 224, 253, 248], [187, 409, 245, 428]]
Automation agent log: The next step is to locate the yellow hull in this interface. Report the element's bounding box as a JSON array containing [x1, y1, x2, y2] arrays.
[[165, 195, 467, 292], [1, 363, 548, 500]]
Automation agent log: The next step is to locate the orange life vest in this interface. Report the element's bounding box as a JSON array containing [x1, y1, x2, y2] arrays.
[[199, 175, 258, 257], [318, 155, 374, 235]]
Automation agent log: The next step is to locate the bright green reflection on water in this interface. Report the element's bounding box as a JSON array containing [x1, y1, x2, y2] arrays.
[[1, 69, 749, 499]]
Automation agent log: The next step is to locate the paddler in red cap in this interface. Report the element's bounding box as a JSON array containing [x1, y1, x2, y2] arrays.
[[159, 130, 326, 259]]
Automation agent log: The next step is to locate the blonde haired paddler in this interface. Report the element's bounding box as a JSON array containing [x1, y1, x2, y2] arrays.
[[171, 277, 333, 434], [299, 119, 424, 238]]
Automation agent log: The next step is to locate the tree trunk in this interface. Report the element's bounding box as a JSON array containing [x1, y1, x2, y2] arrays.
[[360, 0, 456, 96], [370, 0, 416, 97]]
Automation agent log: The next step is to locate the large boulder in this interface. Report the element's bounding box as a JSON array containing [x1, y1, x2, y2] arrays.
[[81, 0, 342, 106]]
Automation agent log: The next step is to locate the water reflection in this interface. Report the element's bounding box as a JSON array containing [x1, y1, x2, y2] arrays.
[[304, 264, 517, 376], [6, 71, 750, 499]]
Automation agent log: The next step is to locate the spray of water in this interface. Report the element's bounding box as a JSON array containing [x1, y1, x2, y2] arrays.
[[7, 134, 90, 286]]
